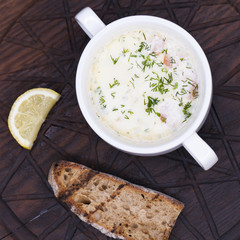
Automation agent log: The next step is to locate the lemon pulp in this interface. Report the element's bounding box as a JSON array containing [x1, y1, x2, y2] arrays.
[[8, 88, 60, 149]]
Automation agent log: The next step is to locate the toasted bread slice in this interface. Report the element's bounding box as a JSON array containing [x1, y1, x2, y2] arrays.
[[48, 160, 184, 240]]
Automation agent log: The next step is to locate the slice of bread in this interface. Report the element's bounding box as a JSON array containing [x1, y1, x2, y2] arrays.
[[48, 160, 184, 240]]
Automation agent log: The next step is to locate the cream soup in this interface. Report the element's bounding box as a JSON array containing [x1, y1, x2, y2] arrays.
[[89, 30, 199, 142]]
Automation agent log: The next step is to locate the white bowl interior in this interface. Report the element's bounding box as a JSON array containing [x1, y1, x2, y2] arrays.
[[76, 16, 212, 155]]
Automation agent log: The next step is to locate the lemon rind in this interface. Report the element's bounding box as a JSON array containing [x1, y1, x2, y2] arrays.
[[8, 88, 60, 149]]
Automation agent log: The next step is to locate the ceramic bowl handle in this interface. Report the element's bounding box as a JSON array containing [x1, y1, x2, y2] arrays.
[[75, 7, 106, 39], [183, 132, 218, 170]]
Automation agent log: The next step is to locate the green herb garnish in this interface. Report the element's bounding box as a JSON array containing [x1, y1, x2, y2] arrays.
[[110, 55, 120, 64], [183, 101, 192, 122], [176, 88, 187, 96], [149, 72, 169, 94], [192, 83, 199, 98], [128, 111, 134, 115], [173, 82, 178, 89], [147, 96, 160, 108], [164, 72, 173, 84], [129, 80, 135, 88], [138, 42, 150, 52], [145, 106, 166, 123], [96, 86, 102, 95], [99, 96, 105, 104], [134, 74, 139, 78], [178, 97, 183, 106], [170, 57, 176, 63], [161, 67, 167, 73], [141, 54, 156, 72], [109, 79, 120, 88], [99, 96, 106, 108], [122, 48, 129, 54], [162, 49, 168, 54], [128, 53, 137, 61], [142, 32, 146, 40]]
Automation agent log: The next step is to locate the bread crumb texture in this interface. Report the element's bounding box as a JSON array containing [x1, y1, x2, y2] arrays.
[[49, 160, 184, 240]]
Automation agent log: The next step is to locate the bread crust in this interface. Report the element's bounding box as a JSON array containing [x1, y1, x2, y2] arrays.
[[48, 160, 184, 240], [48, 160, 125, 239]]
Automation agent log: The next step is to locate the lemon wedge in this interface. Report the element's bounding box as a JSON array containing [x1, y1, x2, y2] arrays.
[[8, 88, 60, 149]]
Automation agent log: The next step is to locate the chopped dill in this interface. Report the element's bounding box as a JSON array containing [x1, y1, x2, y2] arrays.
[[129, 80, 135, 88], [134, 74, 139, 78], [142, 32, 146, 40], [137, 42, 150, 52], [183, 102, 192, 122], [170, 57, 176, 63], [173, 82, 178, 89], [192, 83, 199, 98], [162, 49, 168, 54], [109, 79, 120, 88], [99, 96, 106, 108], [122, 48, 129, 54], [110, 55, 120, 64], [99, 96, 105, 105]]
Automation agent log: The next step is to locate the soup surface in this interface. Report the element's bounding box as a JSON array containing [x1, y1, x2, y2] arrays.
[[89, 29, 199, 142]]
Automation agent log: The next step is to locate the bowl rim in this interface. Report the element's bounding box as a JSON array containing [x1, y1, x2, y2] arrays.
[[75, 15, 212, 155]]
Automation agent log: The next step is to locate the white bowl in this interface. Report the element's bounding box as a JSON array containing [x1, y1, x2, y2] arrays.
[[75, 7, 218, 170]]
